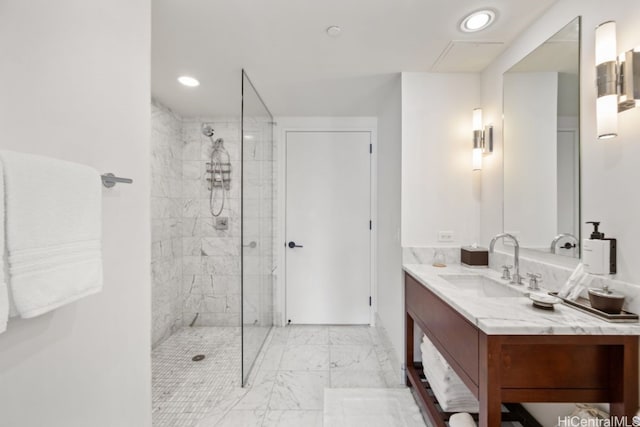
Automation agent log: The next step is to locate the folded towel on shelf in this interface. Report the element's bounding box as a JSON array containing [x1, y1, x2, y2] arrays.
[[0, 151, 103, 319], [421, 345, 479, 412], [420, 341, 454, 385], [422, 333, 449, 367], [449, 412, 477, 427], [0, 160, 7, 333], [420, 336, 479, 413]]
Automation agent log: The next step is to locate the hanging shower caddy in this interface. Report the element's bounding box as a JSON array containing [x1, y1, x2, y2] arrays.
[[206, 161, 231, 190]]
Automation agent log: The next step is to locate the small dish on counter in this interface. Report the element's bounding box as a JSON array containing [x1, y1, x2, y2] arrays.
[[529, 293, 562, 310]]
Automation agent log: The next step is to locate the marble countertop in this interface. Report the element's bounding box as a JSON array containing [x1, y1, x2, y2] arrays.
[[403, 263, 640, 336]]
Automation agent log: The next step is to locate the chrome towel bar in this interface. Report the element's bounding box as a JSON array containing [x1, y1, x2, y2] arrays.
[[101, 173, 133, 188]]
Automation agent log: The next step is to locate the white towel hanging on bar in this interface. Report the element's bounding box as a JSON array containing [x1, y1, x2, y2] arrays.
[[0, 150, 103, 323]]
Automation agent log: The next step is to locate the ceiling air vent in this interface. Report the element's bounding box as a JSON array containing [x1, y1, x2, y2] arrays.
[[431, 41, 505, 72]]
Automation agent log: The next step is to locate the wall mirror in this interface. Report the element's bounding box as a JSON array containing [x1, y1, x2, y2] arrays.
[[503, 17, 581, 259]]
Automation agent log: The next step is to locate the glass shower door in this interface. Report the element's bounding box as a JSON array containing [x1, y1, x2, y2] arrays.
[[241, 70, 274, 384]]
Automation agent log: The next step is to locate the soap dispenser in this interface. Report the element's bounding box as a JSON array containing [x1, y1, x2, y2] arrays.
[[582, 221, 617, 275]]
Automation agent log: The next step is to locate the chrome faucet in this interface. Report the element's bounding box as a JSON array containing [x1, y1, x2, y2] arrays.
[[489, 233, 523, 285], [550, 233, 578, 254]]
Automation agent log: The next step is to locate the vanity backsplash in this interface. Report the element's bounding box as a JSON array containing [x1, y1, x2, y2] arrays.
[[403, 247, 462, 265], [403, 247, 640, 315]]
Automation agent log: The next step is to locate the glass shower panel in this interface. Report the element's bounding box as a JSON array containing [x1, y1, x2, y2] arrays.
[[241, 70, 274, 385]]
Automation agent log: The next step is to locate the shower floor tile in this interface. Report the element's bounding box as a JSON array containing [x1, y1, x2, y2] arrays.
[[152, 327, 241, 427]]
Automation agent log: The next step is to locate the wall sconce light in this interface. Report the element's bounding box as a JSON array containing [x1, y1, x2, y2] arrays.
[[596, 21, 619, 139], [472, 108, 493, 170], [595, 20, 640, 140], [619, 48, 640, 109]]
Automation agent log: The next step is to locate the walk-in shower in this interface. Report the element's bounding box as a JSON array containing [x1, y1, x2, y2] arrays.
[[149, 70, 275, 426]]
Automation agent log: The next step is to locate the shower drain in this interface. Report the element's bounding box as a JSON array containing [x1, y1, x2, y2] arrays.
[[192, 354, 205, 362]]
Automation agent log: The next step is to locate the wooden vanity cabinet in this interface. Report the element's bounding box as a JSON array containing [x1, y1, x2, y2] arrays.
[[405, 272, 639, 427]]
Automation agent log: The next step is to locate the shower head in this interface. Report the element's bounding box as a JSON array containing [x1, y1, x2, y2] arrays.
[[201, 124, 215, 138]]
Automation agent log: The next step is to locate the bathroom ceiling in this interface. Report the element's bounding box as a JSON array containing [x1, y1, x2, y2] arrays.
[[152, 0, 558, 117]]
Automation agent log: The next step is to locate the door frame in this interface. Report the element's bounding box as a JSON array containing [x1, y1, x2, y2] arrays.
[[276, 117, 378, 327]]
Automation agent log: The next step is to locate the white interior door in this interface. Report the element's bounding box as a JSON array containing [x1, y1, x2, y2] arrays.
[[285, 131, 371, 324]]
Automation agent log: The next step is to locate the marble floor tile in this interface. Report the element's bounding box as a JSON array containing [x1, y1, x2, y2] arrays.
[[287, 325, 329, 345], [234, 370, 276, 410], [367, 327, 384, 345], [258, 344, 285, 371], [330, 345, 381, 371], [382, 369, 405, 388], [329, 326, 373, 345], [208, 409, 265, 427], [279, 345, 330, 371], [193, 387, 248, 426], [373, 342, 395, 371], [330, 370, 388, 388], [323, 388, 426, 427], [268, 371, 330, 410], [372, 338, 395, 362], [263, 410, 323, 427], [157, 325, 411, 427], [269, 326, 290, 345]]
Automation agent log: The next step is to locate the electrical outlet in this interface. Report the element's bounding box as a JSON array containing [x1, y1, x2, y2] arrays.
[[438, 231, 455, 242]]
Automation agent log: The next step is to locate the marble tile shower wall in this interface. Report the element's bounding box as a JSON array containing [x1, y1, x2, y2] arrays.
[[182, 119, 242, 328], [151, 101, 276, 344], [151, 102, 184, 347]]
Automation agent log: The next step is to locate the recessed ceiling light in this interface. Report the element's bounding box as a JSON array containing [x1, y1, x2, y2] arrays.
[[178, 76, 200, 87], [460, 10, 496, 33], [326, 26, 342, 37]]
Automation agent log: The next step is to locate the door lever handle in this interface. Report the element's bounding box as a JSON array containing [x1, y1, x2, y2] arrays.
[[288, 241, 303, 249]]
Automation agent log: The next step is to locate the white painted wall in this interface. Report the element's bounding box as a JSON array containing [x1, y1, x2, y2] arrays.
[[375, 75, 403, 371], [0, 1, 151, 426], [503, 72, 558, 248], [480, 0, 640, 422], [401, 73, 481, 248]]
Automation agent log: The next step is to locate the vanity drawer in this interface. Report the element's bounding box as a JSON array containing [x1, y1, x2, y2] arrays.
[[405, 272, 479, 388]]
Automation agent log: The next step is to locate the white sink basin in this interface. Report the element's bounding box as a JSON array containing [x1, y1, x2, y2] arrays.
[[438, 274, 525, 298]]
